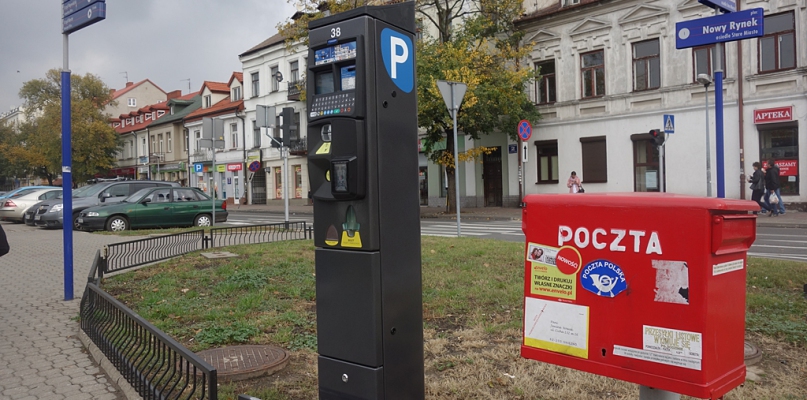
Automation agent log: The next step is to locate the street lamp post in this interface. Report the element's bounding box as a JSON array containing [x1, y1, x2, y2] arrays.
[[697, 73, 712, 197]]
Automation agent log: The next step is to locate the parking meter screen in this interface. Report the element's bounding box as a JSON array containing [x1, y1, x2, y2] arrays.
[[315, 71, 335, 94], [341, 66, 356, 90], [333, 163, 348, 193]]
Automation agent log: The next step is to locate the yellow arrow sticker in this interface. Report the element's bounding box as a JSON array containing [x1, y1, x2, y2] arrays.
[[316, 142, 331, 154]]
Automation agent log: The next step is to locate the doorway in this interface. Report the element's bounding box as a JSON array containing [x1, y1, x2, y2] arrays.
[[483, 146, 503, 207]]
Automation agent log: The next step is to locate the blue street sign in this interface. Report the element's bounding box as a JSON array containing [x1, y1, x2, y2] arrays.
[[63, 0, 105, 18], [62, 2, 106, 35], [508, 144, 517, 154], [697, 0, 736, 13], [194, 163, 204, 173], [380, 28, 414, 93], [664, 115, 675, 134], [676, 8, 763, 49]]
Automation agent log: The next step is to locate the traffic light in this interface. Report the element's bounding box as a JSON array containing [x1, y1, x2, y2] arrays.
[[649, 129, 666, 147]]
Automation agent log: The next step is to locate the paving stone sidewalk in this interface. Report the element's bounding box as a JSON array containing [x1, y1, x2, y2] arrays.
[[0, 223, 144, 400]]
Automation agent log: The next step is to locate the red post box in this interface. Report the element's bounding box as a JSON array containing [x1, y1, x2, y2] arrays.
[[521, 193, 757, 399]]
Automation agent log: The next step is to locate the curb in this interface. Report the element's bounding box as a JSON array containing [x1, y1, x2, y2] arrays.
[[79, 328, 143, 400]]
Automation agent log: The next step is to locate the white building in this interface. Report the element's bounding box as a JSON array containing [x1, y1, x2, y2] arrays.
[[185, 76, 246, 202], [516, 0, 805, 206], [240, 33, 310, 205]]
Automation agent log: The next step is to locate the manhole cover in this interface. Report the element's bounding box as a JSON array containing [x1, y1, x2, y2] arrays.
[[744, 341, 762, 366], [196, 345, 289, 382]]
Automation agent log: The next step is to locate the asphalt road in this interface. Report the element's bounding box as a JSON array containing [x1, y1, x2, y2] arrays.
[[225, 211, 807, 262]]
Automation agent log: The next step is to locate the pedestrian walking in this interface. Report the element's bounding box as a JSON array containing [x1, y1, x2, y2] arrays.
[[763, 159, 782, 217], [747, 162, 767, 214], [567, 171, 583, 193], [0, 224, 9, 256]]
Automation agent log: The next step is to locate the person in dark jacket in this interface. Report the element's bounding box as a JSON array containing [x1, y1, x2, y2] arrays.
[[763, 159, 782, 217], [0, 224, 9, 257], [747, 162, 767, 214]]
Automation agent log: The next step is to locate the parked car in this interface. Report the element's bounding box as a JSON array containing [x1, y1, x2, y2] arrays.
[[0, 186, 59, 201], [77, 187, 227, 232], [33, 180, 180, 229], [24, 185, 93, 226], [0, 188, 62, 223]]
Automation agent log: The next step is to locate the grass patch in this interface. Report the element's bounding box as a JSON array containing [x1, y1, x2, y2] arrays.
[[102, 237, 807, 399]]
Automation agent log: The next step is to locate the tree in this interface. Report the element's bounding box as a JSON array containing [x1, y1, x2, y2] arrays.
[[278, 0, 540, 211], [5, 70, 121, 185]]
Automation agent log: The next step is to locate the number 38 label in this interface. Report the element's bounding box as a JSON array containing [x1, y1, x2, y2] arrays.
[[331, 27, 341, 38]]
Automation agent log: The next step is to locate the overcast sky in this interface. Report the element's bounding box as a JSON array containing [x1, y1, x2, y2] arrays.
[[0, 0, 297, 113]]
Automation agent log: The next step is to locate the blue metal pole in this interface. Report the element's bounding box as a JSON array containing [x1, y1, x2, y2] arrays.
[[715, 49, 725, 198], [62, 34, 74, 301]]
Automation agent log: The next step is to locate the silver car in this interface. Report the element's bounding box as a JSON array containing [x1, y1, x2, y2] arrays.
[[0, 188, 63, 223]]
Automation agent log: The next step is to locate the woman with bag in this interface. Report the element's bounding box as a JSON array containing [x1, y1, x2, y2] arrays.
[[747, 162, 767, 214], [567, 171, 583, 193], [764, 159, 781, 217]]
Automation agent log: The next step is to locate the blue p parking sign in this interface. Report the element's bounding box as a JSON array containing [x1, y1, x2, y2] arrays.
[[381, 28, 414, 93]]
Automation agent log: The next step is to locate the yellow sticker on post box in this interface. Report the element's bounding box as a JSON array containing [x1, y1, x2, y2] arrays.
[[527, 243, 580, 300]]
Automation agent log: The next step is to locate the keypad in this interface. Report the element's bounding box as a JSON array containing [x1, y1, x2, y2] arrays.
[[309, 93, 355, 118]]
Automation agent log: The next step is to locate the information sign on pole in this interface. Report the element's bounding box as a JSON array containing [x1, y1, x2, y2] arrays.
[[675, 8, 764, 49], [62, 2, 106, 34], [697, 0, 736, 13]]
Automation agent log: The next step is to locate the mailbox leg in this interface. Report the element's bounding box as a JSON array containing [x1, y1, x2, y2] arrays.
[[639, 386, 681, 400]]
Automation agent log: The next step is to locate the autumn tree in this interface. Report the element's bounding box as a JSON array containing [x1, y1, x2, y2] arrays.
[[279, 0, 540, 211], [7, 70, 121, 185]]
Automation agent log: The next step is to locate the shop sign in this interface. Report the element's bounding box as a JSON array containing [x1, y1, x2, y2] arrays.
[[216, 165, 226, 172], [754, 106, 792, 124], [763, 159, 798, 176], [227, 163, 243, 171]]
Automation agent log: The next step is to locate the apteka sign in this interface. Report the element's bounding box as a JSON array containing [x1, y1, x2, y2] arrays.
[[754, 106, 793, 124]]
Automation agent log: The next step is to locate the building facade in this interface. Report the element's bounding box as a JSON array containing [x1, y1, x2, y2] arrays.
[[105, 79, 168, 119], [146, 92, 202, 186], [516, 0, 805, 205], [240, 33, 310, 205]]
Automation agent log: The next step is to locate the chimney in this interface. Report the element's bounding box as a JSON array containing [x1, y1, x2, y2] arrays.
[[166, 90, 182, 100], [109, 89, 115, 95], [126, 81, 134, 87]]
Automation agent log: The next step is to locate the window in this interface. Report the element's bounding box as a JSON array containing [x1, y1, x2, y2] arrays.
[[103, 184, 130, 198], [251, 72, 260, 97], [184, 131, 189, 152], [292, 112, 301, 141], [632, 136, 660, 192], [759, 125, 799, 195], [759, 11, 795, 73], [692, 45, 726, 82], [271, 66, 279, 92], [194, 130, 201, 151], [167, 133, 172, 153], [231, 123, 238, 148], [150, 136, 156, 155], [274, 115, 282, 140], [231, 86, 242, 101], [158, 134, 164, 153], [127, 98, 136, 107], [580, 136, 607, 183], [633, 39, 660, 91], [145, 114, 152, 120], [564, 0, 580, 5], [204, 95, 212, 108], [534, 140, 559, 183], [535, 60, 556, 104], [581, 50, 605, 98], [142, 138, 147, 156], [294, 165, 303, 198], [290, 61, 299, 83], [253, 120, 261, 148], [416, 19, 424, 41]]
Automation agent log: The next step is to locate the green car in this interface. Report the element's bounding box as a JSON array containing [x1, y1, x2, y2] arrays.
[[77, 187, 228, 232]]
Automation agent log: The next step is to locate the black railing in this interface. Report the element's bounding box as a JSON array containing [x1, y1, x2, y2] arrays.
[[103, 230, 205, 274], [207, 221, 310, 249], [81, 275, 217, 400]]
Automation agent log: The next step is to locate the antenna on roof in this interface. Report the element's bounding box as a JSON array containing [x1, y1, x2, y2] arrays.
[[180, 78, 191, 94], [120, 71, 128, 84]]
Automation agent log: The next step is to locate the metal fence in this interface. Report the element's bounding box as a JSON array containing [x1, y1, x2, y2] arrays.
[[103, 230, 205, 274], [81, 254, 217, 400], [207, 221, 311, 249]]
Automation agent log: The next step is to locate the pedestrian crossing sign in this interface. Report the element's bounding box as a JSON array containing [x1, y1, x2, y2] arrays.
[[663, 115, 675, 134]]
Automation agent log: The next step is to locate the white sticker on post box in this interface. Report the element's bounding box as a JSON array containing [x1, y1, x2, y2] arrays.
[[713, 259, 744, 276], [652, 260, 689, 304], [643, 325, 702, 360], [613, 345, 701, 370], [523, 297, 589, 359]]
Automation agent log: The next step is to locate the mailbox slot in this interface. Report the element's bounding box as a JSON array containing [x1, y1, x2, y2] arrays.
[[711, 214, 757, 255]]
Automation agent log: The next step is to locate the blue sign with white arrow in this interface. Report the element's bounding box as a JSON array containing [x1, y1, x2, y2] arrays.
[[697, 0, 736, 13], [676, 8, 763, 49]]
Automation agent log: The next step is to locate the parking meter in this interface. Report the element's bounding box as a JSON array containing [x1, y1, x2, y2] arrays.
[[307, 3, 423, 399]]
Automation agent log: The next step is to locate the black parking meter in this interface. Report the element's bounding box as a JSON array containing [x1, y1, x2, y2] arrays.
[[307, 3, 423, 399]]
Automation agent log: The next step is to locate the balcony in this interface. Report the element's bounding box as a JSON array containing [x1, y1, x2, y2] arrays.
[[287, 138, 307, 156], [287, 80, 304, 101]]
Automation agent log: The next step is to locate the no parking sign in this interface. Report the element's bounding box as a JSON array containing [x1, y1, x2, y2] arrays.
[[518, 120, 532, 141]]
